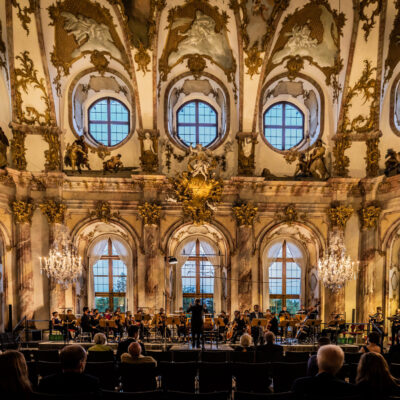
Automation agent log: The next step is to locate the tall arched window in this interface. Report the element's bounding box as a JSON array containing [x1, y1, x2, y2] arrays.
[[264, 101, 304, 150], [93, 238, 127, 312], [182, 239, 214, 313], [268, 240, 301, 315], [88, 97, 130, 146], [177, 100, 218, 147]]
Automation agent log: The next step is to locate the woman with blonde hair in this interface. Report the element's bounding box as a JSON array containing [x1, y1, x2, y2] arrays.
[[235, 333, 254, 352], [356, 352, 400, 399], [0, 350, 32, 395]]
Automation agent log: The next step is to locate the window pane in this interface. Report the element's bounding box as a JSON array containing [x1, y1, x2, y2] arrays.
[[95, 297, 109, 313], [286, 278, 301, 295], [269, 278, 282, 295], [182, 277, 196, 293], [94, 276, 109, 293], [286, 299, 300, 315], [113, 276, 126, 293], [203, 298, 214, 314], [93, 259, 108, 275], [269, 262, 282, 278], [286, 262, 301, 278], [113, 297, 126, 312], [270, 298, 282, 314], [183, 297, 195, 312]]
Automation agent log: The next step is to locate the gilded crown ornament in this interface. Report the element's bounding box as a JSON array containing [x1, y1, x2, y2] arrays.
[[233, 203, 258, 226], [169, 144, 223, 225], [327, 203, 354, 230], [138, 202, 162, 225], [358, 202, 381, 230], [11, 199, 34, 224], [39, 200, 67, 225]]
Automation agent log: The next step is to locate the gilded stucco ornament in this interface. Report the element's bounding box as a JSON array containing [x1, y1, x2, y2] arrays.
[[43, 128, 61, 171], [14, 51, 52, 126], [275, 204, 306, 225], [11, 0, 36, 36], [169, 144, 223, 225], [10, 127, 27, 171], [365, 135, 381, 178], [159, 0, 236, 88], [229, 0, 289, 77], [358, 202, 381, 230], [11, 199, 34, 224], [138, 202, 162, 225], [138, 130, 159, 173], [359, 0, 382, 41], [39, 200, 67, 224], [265, 1, 345, 90], [236, 132, 258, 176], [0, 21, 8, 80], [334, 60, 378, 177], [327, 202, 354, 230], [233, 203, 258, 226], [90, 201, 120, 223], [48, 0, 130, 95]]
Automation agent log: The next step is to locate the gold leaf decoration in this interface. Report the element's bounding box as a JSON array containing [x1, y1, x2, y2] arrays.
[[11, 199, 35, 224], [43, 128, 61, 171], [365, 136, 381, 178], [39, 199, 67, 224], [327, 202, 353, 230], [138, 202, 162, 225], [358, 202, 381, 230], [359, 0, 382, 41], [11, 0, 36, 36], [233, 203, 258, 226], [10, 127, 27, 171], [90, 201, 120, 223]]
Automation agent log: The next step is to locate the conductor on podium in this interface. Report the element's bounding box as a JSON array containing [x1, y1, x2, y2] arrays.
[[188, 298, 205, 349]]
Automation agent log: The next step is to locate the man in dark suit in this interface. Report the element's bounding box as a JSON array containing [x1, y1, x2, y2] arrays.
[[117, 324, 146, 360], [80, 306, 97, 336], [187, 298, 205, 349], [250, 304, 264, 345], [38, 344, 100, 394], [256, 331, 283, 361], [292, 344, 358, 398]]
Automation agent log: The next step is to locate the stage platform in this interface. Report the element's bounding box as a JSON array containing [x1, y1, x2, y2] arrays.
[[26, 341, 359, 353]]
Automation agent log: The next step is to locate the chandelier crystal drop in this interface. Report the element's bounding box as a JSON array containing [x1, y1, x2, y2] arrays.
[[39, 229, 82, 288], [318, 231, 357, 292]]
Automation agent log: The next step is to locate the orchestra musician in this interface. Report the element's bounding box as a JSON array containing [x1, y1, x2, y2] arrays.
[[391, 309, 400, 345], [250, 304, 264, 345], [187, 299, 205, 349], [279, 306, 291, 337], [64, 309, 78, 338], [177, 307, 188, 341], [135, 309, 150, 341], [51, 311, 66, 336], [218, 311, 229, 341], [297, 305, 307, 315], [370, 306, 384, 340], [157, 308, 171, 340], [230, 310, 247, 343], [104, 309, 112, 320], [269, 312, 279, 336], [81, 306, 98, 336]]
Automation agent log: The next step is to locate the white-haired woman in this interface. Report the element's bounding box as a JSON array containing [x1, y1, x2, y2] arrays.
[[88, 332, 113, 353], [235, 333, 254, 352]]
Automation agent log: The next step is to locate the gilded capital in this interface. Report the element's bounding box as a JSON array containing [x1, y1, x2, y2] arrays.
[[90, 201, 120, 223], [11, 199, 34, 224], [39, 199, 67, 224], [358, 202, 381, 230], [233, 203, 258, 226], [138, 202, 162, 225], [327, 202, 354, 229]]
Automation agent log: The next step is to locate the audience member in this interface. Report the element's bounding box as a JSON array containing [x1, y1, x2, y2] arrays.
[[235, 333, 254, 352], [292, 344, 357, 398], [38, 344, 100, 394], [307, 336, 331, 376], [356, 352, 400, 399], [360, 331, 382, 354], [256, 331, 283, 360], [0, 350, 32, 396], [87, 332, 113, 352], [117, 324, 146, 360], [121, 342, 157, 366]]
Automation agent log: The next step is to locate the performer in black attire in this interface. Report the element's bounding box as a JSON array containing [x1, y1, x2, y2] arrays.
[[250, 304, 264, 345], [230, 310, 247, 343], [269, 312, 279, 336], [187, 298, 205, 348], [278, 306, 291, 338], [80, 307, 97, 336], [391, 309, 400, 345]]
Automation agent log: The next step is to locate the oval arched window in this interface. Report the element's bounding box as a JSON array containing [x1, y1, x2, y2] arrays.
[[177, 100, 218, 147], [263, 102, 304, 151], [88, 97, 130, 147]]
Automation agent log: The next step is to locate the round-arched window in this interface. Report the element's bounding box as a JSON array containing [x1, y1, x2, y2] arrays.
[[177, 100, 218, 147], [88, 97, 130, 147], [263, 102, 304, 151]]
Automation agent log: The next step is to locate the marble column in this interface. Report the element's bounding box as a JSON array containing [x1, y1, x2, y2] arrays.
[[144, 224, 160, 312], [16, 221, 34, 321], [237, 225, 252, 311]]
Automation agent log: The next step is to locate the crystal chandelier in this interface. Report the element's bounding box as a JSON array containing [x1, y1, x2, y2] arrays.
[[39, 229, 82, 288], [318, 231, 357, 292]]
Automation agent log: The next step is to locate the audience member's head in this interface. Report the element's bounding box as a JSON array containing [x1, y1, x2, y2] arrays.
[[317, 336, 331, 348], [93, 332, 107, 345], [127, 324, 139, 338], [317, 344, 344, 376], [356, 352, 399, 391], [128, 342, 142, 359], [264, 331, 276, 344], [240, 333, 252, 348], [0, 350, 32, 393], [60, 345, 87, 373], [368, 331, 381, 345]]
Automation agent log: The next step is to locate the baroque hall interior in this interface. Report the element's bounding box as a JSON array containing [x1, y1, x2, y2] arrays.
[[1, 0, 400, 346]]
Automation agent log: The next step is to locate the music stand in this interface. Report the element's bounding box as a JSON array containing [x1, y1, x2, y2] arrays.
[[99, 319, 117, 339], [278, 320, 289, 343]]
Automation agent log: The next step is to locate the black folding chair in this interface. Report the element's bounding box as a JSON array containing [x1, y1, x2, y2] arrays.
[[31, 393, 96, 400], [85, 361, 117, 390], [37, 350, 60, 362], [271, 362, 307, 393], [201, 351, 228, 363], [230, 351, 255, 363], [284, 352, 310, 362], [119, 363, 158, 392], [172, 351, 199, 362], [198, 362, 232, 393], [147, 351, 172, 363], [391, 363, 400, 379], [233, 362, 272, 393], [37, 361, 62, 378], [160, 361, 198, 393], [87, 351, 114, 362]]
